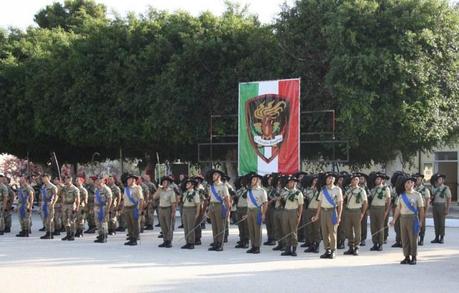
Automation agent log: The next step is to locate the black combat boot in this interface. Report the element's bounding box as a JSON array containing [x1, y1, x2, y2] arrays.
[[376, 243, 383, 251], [431, 235, 440, 244], [281, 246, 292, 256], [16, 230, 25, 237], [418, 236, 424, 246], [68, 232, 75, 241], [409, 256, 417, 265], [291, 246, 297, 257], [40, 232, 50, 239], [165, 241, 172, 248], [439, 236, 444, 244], [273, 243, 283, 251], [353, 246, 359, 256], [400, 256, 410, 264], [392, 241, 402, 248], [343, 246, 354, 255], [253, 247, 260, 254], [215, 242, 223, 251], [235, 241, 245, 248], [320, 249, 331, 259], [39, 226, 46, 232], [61, 232, 70, 241], [329, 250, 336, 259], [158, 241, 167, 248], [337, 240, 345, 249], [246, 246, 255, 253], [370, 243, 378, 251]]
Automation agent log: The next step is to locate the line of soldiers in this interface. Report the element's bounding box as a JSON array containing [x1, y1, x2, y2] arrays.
[[0, 169, 452, 264]]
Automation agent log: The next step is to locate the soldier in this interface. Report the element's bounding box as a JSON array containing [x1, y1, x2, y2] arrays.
[[0, 174, 8, 235], [312, 172, 343, 259], [181, 178, 201, 249], [40, 174, 58, 239], [93, 176, 112, 243], [303, 175, 321, 253], [280, 175, 304, 257], [272, 175, 287, 251], [74, 176, 88, 238], [143, 174, 157, 230], [390, 171, 405, 248], [137, 176, 150, 233], [16, 176, 34, 237], [223, 175, 235, 243], [343, 174, 368, 256], [336, 172, 349, 249], [430, 173, 452, 244], [413, 173, 430, 246], [193, 175, 207, 245], [107, 175, 122, 235], [369, 172, 391, 251], [153, 176, 177, 248], [234, 175, 249, 249], [294, 172, 307, 244], [207, 170, 231, 252], [4, 177, 15, 233], [358, 173, 370, 246], [390, 176, 424, 265], [60, 176, 80, 241], [262, 174, 276, 246], [246, 173, 268, 254], [52, 177, 64, 236], [84, 176, 97, 234], [123, 174, 144, 246]]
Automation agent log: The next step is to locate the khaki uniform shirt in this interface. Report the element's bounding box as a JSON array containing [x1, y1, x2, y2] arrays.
[[415, 184, 431, 207], [431, 185, 451, 204], [236, 187, 248, 208], [246, 187, 268, 208], [182, 190, 200, 207], [123, 185, 143, 207], [60, 184, 80, 205], [344, 186, 367, 209], [108, 184, 121, 206], [0, 183, 8, 202], [157, 187, 176, 207], [370, 185, 391, 207], [94, 185, 112, 207], [397, 191, 424, 215], [305, 187, 320, 209], [318, 185, 343, 208], [208, 182, 229, 203], [282, 188, 304, 210]]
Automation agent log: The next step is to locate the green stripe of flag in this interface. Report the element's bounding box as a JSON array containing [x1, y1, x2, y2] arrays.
[[238, 82, 259, 175]]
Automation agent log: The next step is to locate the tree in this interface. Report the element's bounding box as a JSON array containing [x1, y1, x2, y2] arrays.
[[325, 0, 459, 165], [34, 0, 107, 31]]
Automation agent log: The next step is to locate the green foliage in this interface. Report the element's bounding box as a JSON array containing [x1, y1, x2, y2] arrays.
[[1, 0, 458, 166]]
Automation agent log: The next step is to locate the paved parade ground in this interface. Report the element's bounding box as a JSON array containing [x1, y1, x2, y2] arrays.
[[0, 214, 458, 293]]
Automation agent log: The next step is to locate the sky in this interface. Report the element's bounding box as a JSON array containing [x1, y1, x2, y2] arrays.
[[0, 0, 295, 30]]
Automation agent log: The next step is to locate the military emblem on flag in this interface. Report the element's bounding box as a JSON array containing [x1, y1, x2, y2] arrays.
[[238, 78, 300, 175]]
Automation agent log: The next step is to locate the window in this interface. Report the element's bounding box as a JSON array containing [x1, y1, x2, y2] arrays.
[[434, 152, 458, 161]]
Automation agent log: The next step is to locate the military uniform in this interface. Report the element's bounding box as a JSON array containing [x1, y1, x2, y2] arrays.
[[4, 186, 15, 232], [53, 183, 64, 235], [431, 184, 451, 243], [60, 183, 80, 240], [264, 185, 277, 245], [359, 183, 370, 246], [304, 186, 321, 253], [144, 181, 157, 229], [0, 182, 8, 234], [85, 183, 96, 233], [123, 184, 143, 245], [139, 182, 149, 233], [369, 185, 390, 250], [415, 184, 430, 245], [318, 185, 343, 258], [397, 190, 424, 264], [108, 183, 122, 235], [280, 186, 304, 256], [75, 184, 88, 237], [246, 186, 267, 253], [182, 188, 201, 248], [235, 186, 249, 248], [194, 182, 207, 245], [272, 187, 286, 251], [391, 187, 402, 247], [94, 185, 112, 243], [208, 181, 230, 251], [156, 186, 176, 247], [40, 182, 58, 239], [343, 186, 367, 255], [16, 185, 34, 237]]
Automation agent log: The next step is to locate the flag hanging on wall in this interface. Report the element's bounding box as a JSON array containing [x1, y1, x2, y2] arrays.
[[238, 78, 300, 175]]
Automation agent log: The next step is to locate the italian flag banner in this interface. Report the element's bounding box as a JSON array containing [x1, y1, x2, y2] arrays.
[[238, 78, 300, 175]]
